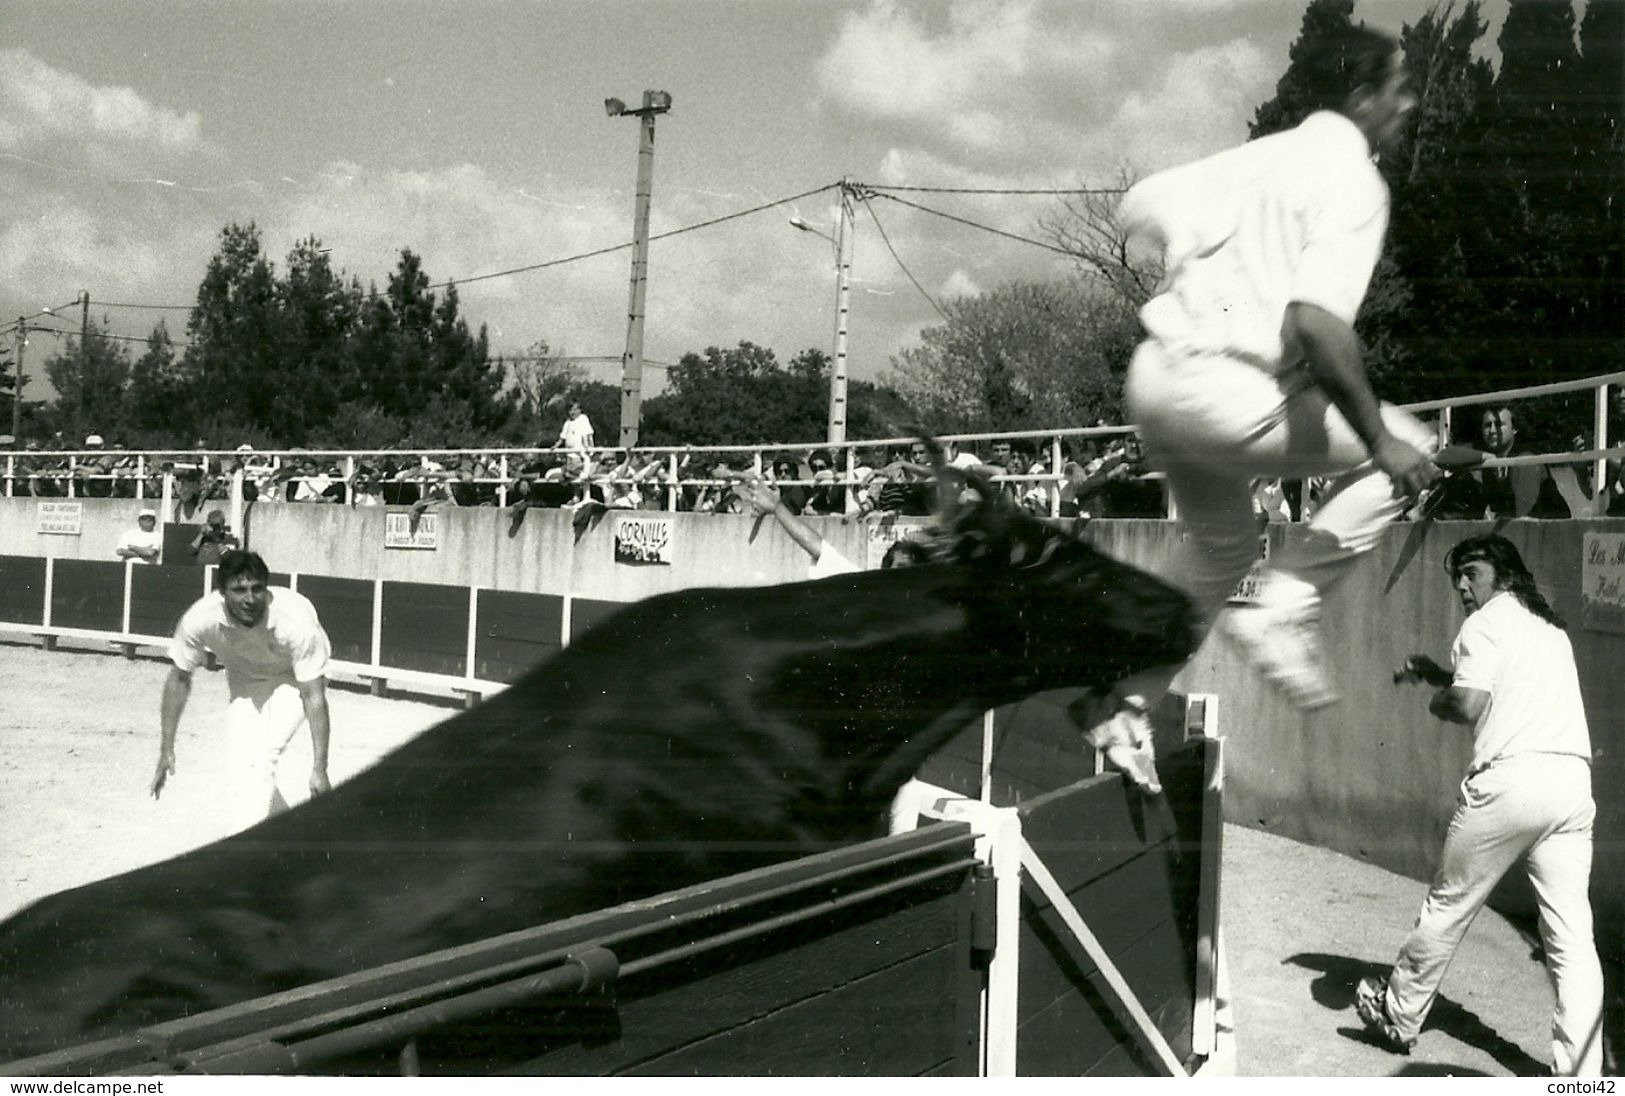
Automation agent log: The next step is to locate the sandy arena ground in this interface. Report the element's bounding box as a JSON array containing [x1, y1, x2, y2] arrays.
[[0, 638, 452, 921]]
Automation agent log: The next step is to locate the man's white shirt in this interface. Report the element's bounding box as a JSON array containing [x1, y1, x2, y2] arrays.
[[172, 587, 332, 691], [1121, 110, 1388, 373]]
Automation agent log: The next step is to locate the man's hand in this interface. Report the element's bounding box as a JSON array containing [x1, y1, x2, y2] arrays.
[[1372, 434, 1439, 501], [1393, 654, 1451, 687], [309, 768, 332, 797], [737, 478, 781, 516], [150, 748, 176, 799]]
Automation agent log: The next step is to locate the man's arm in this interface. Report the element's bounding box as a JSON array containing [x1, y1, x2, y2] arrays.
[[1428, 684, 1490, 726], [1284, 302, 1436, 500], [297, 677, 333, 795], [740, 480, 824, 562], [153, 666, 192, 798]]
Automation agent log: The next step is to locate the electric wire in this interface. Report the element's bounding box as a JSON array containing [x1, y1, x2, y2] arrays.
[[870, 191, 1078, 258], [858, 198, 948, 323]]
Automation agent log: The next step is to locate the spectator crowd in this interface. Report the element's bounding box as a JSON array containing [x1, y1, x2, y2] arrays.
[[4, 393, 1623, 527]]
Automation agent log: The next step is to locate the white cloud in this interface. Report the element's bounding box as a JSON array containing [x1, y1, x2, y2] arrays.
[[1108, 38, 1274, 171], [817, 0, 1271, 181], [0, 48, 202, 158]]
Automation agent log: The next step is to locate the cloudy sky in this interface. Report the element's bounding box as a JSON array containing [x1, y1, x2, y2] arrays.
[[2, 0, 1513, 398]]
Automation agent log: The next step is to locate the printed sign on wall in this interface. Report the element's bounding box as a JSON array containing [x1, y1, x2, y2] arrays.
[[384, 511, 439, 550], [614, 514, 673, 565], [865, 517, 930, 570], [1228, 534, 1271, 604], [1581, 531, 1625, 636], [36, 501, 83, 536]]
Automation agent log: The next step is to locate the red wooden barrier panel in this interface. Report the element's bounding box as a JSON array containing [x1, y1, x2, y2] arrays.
[[297, 574, 375, 665], [474, 589, 563, 684], [49, 560, 123, 633], [380, 580, 468, 678], [0, 555, 45, 625]]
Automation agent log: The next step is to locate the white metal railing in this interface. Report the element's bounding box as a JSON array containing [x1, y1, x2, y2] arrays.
[[3, 370, 1622, 520]]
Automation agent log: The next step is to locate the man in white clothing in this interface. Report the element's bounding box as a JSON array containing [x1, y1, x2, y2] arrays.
[[1359, 534, 1602, 1076], [152, 550, 335, 834], [1099, 27, 1437, 738], [555, 402, 595, 457], [115, 508, 162, 564]]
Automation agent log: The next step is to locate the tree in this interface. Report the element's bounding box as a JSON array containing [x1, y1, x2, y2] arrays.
[[884, 279, 1135, 434], [123, 322, 183, 443], [1036, 165, 1162, 311], [640, 342, 824, 446], [343, 251, 516, 445], [270, 237, 364, 442], [181, 222, 281, 439], [1249, 0, 1361, 139], [40, 318, 132, 441]]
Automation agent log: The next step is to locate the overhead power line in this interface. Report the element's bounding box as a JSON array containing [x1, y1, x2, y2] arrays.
[[429, 181, 841, 291], [859, 199, 948, 323], [871, 191, 1078, 258], [865, 184, 1128, 196]]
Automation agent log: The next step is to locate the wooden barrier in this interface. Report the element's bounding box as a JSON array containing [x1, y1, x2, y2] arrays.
[[4, 824, 984, 1077]]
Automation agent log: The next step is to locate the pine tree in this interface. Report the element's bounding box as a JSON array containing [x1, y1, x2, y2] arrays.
[[1249, 0, 1360, 138]]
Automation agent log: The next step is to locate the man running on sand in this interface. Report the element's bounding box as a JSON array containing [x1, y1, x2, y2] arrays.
[[151, 550, 334, 833]]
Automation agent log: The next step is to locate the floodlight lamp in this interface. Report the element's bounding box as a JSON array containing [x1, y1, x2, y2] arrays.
[[604, 97, 626, 117], [647, 90, 672, 112]]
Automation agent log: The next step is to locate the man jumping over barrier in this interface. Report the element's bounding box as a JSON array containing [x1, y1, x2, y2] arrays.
[[1087, 25, 1438, 751], [151, 550, 335, 834]]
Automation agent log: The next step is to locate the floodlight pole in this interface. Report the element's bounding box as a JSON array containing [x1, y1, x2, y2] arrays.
[[608, 90, 672, 450], [829, 179, 854, 447]]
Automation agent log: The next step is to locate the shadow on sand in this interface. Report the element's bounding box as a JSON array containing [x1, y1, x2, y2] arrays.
[[1286, 951, 1547, 1077]]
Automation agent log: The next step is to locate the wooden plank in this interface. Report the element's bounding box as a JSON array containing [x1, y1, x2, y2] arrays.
[[915, 717, 984, 799], [138, 824, 975, 1057], [1018, 777, 1181, 891], [49, 559, 124, 633], [474, 589, 563, 684], [1013, 917, 1196, 1076], [1081, 999, 1191, 1077], [380, 580, 470, 677], [0, 554, 46, 625], [565, 597, 624, 645], [507, 878, 966, 1076], [623, 945, 962, 1076], [1, 1036, 158, 1078], [297, 574, 374, 664], [127, 564, 205, 642], [1015, 843, 1189, 1016], [1191, 738, 1224, 1057], [1017, 840, 1186, 1075]]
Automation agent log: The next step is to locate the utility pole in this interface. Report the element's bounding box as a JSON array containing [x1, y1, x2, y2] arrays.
[[828, 180, 854, 447], [605, 89, 672, 450], [79, 290, 89, 432], [12, 318, 26, 441]]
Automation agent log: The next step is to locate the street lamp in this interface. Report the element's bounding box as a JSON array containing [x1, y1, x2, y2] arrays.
[[605, 89, 672, 449], [790, 178, 854, 446]]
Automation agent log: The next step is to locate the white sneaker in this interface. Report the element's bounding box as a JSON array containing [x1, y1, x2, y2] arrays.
[[1222, 602, 1338, 709]]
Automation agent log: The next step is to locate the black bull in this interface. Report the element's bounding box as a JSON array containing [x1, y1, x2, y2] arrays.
[[0, 507, 1199, 1061]]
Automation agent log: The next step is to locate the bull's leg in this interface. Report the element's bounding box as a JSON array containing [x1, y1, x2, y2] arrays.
[[1067, 688, 1164, 796]]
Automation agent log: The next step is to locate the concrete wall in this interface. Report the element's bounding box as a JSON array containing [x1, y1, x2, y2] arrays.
[[0, 496, 883, 593], [5, 495, 1620, 943]]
